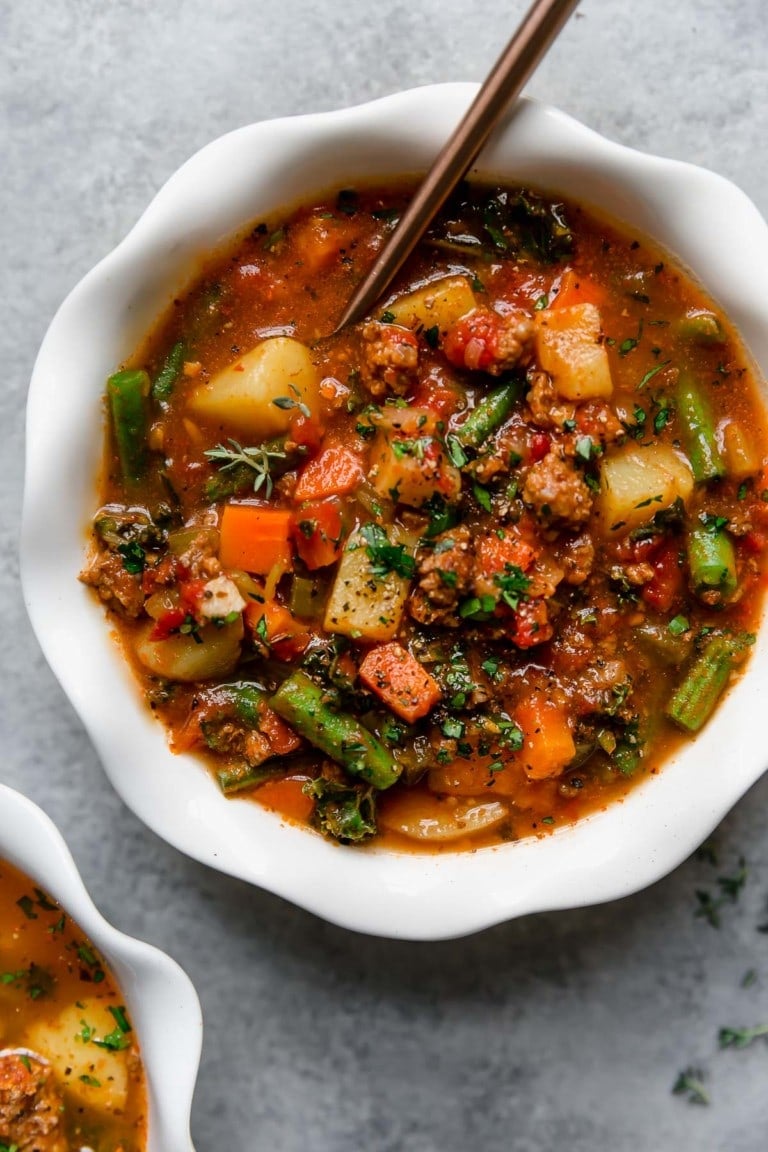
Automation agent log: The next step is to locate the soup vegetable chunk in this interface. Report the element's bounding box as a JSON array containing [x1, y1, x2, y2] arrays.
[[81, 183, 768, 850], [0, 859, 146, 1150]]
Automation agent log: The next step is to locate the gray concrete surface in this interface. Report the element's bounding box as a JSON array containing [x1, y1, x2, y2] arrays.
[[2, 1, 768, 1148]]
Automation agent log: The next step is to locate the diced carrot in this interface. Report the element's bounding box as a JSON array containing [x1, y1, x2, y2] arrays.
[[219, 505, 293, 575], [291, 498, 344, 570], [293, 444, 364, 501], [551, 268, 607, 311], [474, 532, 537, 598], [244, 600, 310, 656], [515, 695, 575, 780], [257, 776, 315, 824], [359, 642, 441, 723]]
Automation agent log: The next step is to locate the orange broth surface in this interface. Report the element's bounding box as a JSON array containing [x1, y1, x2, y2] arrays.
[[82, 181, 768, 852], [0, 857, 147, 1149]]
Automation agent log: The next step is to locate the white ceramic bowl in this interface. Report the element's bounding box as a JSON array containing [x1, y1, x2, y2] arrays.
[[0, 784, 201, 1149], [22, 84, 768, 940]]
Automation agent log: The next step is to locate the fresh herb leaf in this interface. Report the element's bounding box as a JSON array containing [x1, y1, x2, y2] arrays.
[[360, 524, 416, 580], [672, 1067, 709, 1106], [718, 1023, 768, 1050], [204, 438, 286, 498], [272, 395, 311, 419], [117, 540, 146, 574]]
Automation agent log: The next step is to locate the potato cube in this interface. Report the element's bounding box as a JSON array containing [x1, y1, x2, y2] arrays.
[[385, 275, 476, 335], [598, 443, 694, 533], [535, 303, 613, 400], [324, 529, 411, 641], [188, 337, 319, 439]]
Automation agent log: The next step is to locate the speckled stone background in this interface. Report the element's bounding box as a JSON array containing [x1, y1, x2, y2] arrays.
[[3, 1, 768, 1149]]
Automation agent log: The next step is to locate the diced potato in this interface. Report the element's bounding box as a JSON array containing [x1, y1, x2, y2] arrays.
[[368, 432, 461, 508], [385, 275, 476, 334], [535, 302, 613, 400], [378, 792, 509, 842], [324, 529, 411, 641], [135, 617, 243, 681], [26, 1002, 129, 1112], [598, 443, 694, 533], [188, 337, 319, 438]]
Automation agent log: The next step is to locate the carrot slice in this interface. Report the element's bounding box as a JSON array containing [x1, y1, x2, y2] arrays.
[[293, 444, 364, 501], [219, 505, 293, 575], [515, 695, 575, 780], [551, 268, 607, 311], [359, 642, 441, 723]]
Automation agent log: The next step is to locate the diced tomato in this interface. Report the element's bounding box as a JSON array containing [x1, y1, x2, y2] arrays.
[[180, 578, 207, 614], [149, 607, 186, 641], [742, 530, 766, 556], [529, 432, 550, 462], [444, 308, 506, 373], [291, 498, 344, 570], [509, 599, 553, 649], [411, 374, 464, 420], [289, 412, 324, 454], [641, 538, 684, 613]]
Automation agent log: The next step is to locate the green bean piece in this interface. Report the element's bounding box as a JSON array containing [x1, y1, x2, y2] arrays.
[[634, 622, 691, 666], [107, 369, 151, 486], [455, 379, 523, 449], [688, 524, 737, 597], [216, 761, 283, 795], [666, 633, 750, 733], [271, 671, 401, 790], [152, 340, 185, 401], [675, 311, 724, 344], [676, 371, 725, 483]]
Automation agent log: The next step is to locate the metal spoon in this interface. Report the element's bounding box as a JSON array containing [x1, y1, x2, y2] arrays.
[[335, 0, 580, 332]]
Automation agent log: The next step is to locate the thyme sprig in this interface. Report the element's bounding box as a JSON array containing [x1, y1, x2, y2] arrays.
[[204, 438, 286, 498]]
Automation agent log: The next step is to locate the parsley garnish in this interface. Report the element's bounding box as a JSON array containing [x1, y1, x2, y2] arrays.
[[117, 540, 146, 574], [718, 1022, 768, 1050], [360, 524, 415, 580], [672, 1067, 709, 1106]]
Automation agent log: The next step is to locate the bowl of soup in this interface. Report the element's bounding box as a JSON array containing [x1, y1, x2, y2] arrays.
[[22, 83, 768, 939], [0, 784, 201, 1149]]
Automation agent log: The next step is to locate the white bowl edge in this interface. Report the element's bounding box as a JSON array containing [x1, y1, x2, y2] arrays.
[[21, 83, 768, 940], [0, 784, 201, 1148]]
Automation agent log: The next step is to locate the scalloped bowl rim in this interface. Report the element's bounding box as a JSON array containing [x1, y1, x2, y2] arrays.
[[21, 83, 768, 940], [0, 784, 201, 1150]]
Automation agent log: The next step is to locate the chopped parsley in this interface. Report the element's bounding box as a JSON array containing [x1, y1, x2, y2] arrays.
[[360, 524, 416, 580]]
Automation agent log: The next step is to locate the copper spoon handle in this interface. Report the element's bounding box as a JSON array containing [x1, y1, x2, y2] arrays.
[[335, 0, 580, 332]]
